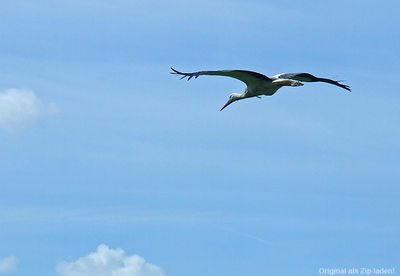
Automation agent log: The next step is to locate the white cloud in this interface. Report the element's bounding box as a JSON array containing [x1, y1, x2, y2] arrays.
[[57, 244, 165, 276], [0, 256, 18, 273], [0, 88, 56, 133]]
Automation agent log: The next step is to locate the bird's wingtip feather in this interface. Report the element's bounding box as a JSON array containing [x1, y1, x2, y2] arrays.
[[170, 67, 180, 74]]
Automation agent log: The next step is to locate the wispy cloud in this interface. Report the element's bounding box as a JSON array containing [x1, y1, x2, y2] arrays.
[[57, 244, 165, 276], [0, 88, 56, 133], [0, 256, 17, 273]]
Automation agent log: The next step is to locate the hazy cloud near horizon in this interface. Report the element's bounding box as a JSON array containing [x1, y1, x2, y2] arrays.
[[0, 256, 18, 273], [57, 244, 165, 276], [0, 88, 56, 133]]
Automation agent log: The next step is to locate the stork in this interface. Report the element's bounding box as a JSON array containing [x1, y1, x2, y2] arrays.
[[170, 67, 350, 111]]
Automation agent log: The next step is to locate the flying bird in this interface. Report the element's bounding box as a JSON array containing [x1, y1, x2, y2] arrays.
[[170, 67, 350, 111]]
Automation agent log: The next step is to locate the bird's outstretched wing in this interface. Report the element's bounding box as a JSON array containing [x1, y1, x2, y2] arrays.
[[276, 73, 351, 91], [170, 67, 272, 86]]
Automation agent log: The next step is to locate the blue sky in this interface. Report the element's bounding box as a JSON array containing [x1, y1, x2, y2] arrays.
[[0, 0, 399, 275]]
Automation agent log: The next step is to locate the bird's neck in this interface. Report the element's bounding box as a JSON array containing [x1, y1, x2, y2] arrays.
[[232, 93, 246, 100]]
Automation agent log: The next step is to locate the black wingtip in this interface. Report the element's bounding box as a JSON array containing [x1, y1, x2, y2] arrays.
[[170, 67, 194, 81], [170, 67, 183, 74], [316, 77, 351, 92], [170, 67, 179, 74], [340, 83, 351, 92]]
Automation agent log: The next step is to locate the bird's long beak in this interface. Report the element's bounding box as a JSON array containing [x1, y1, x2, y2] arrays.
[[220, 99, 233, 111]]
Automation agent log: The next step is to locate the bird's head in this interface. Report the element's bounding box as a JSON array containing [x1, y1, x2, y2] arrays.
[[220, 93, 242, 111]]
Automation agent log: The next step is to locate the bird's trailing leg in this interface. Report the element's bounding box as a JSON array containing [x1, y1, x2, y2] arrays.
[[272, 79, 304, 87], [291, 81, 304, 87]]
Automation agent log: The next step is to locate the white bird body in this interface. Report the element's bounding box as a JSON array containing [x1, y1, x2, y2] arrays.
[[171, 68, 350, 111]]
